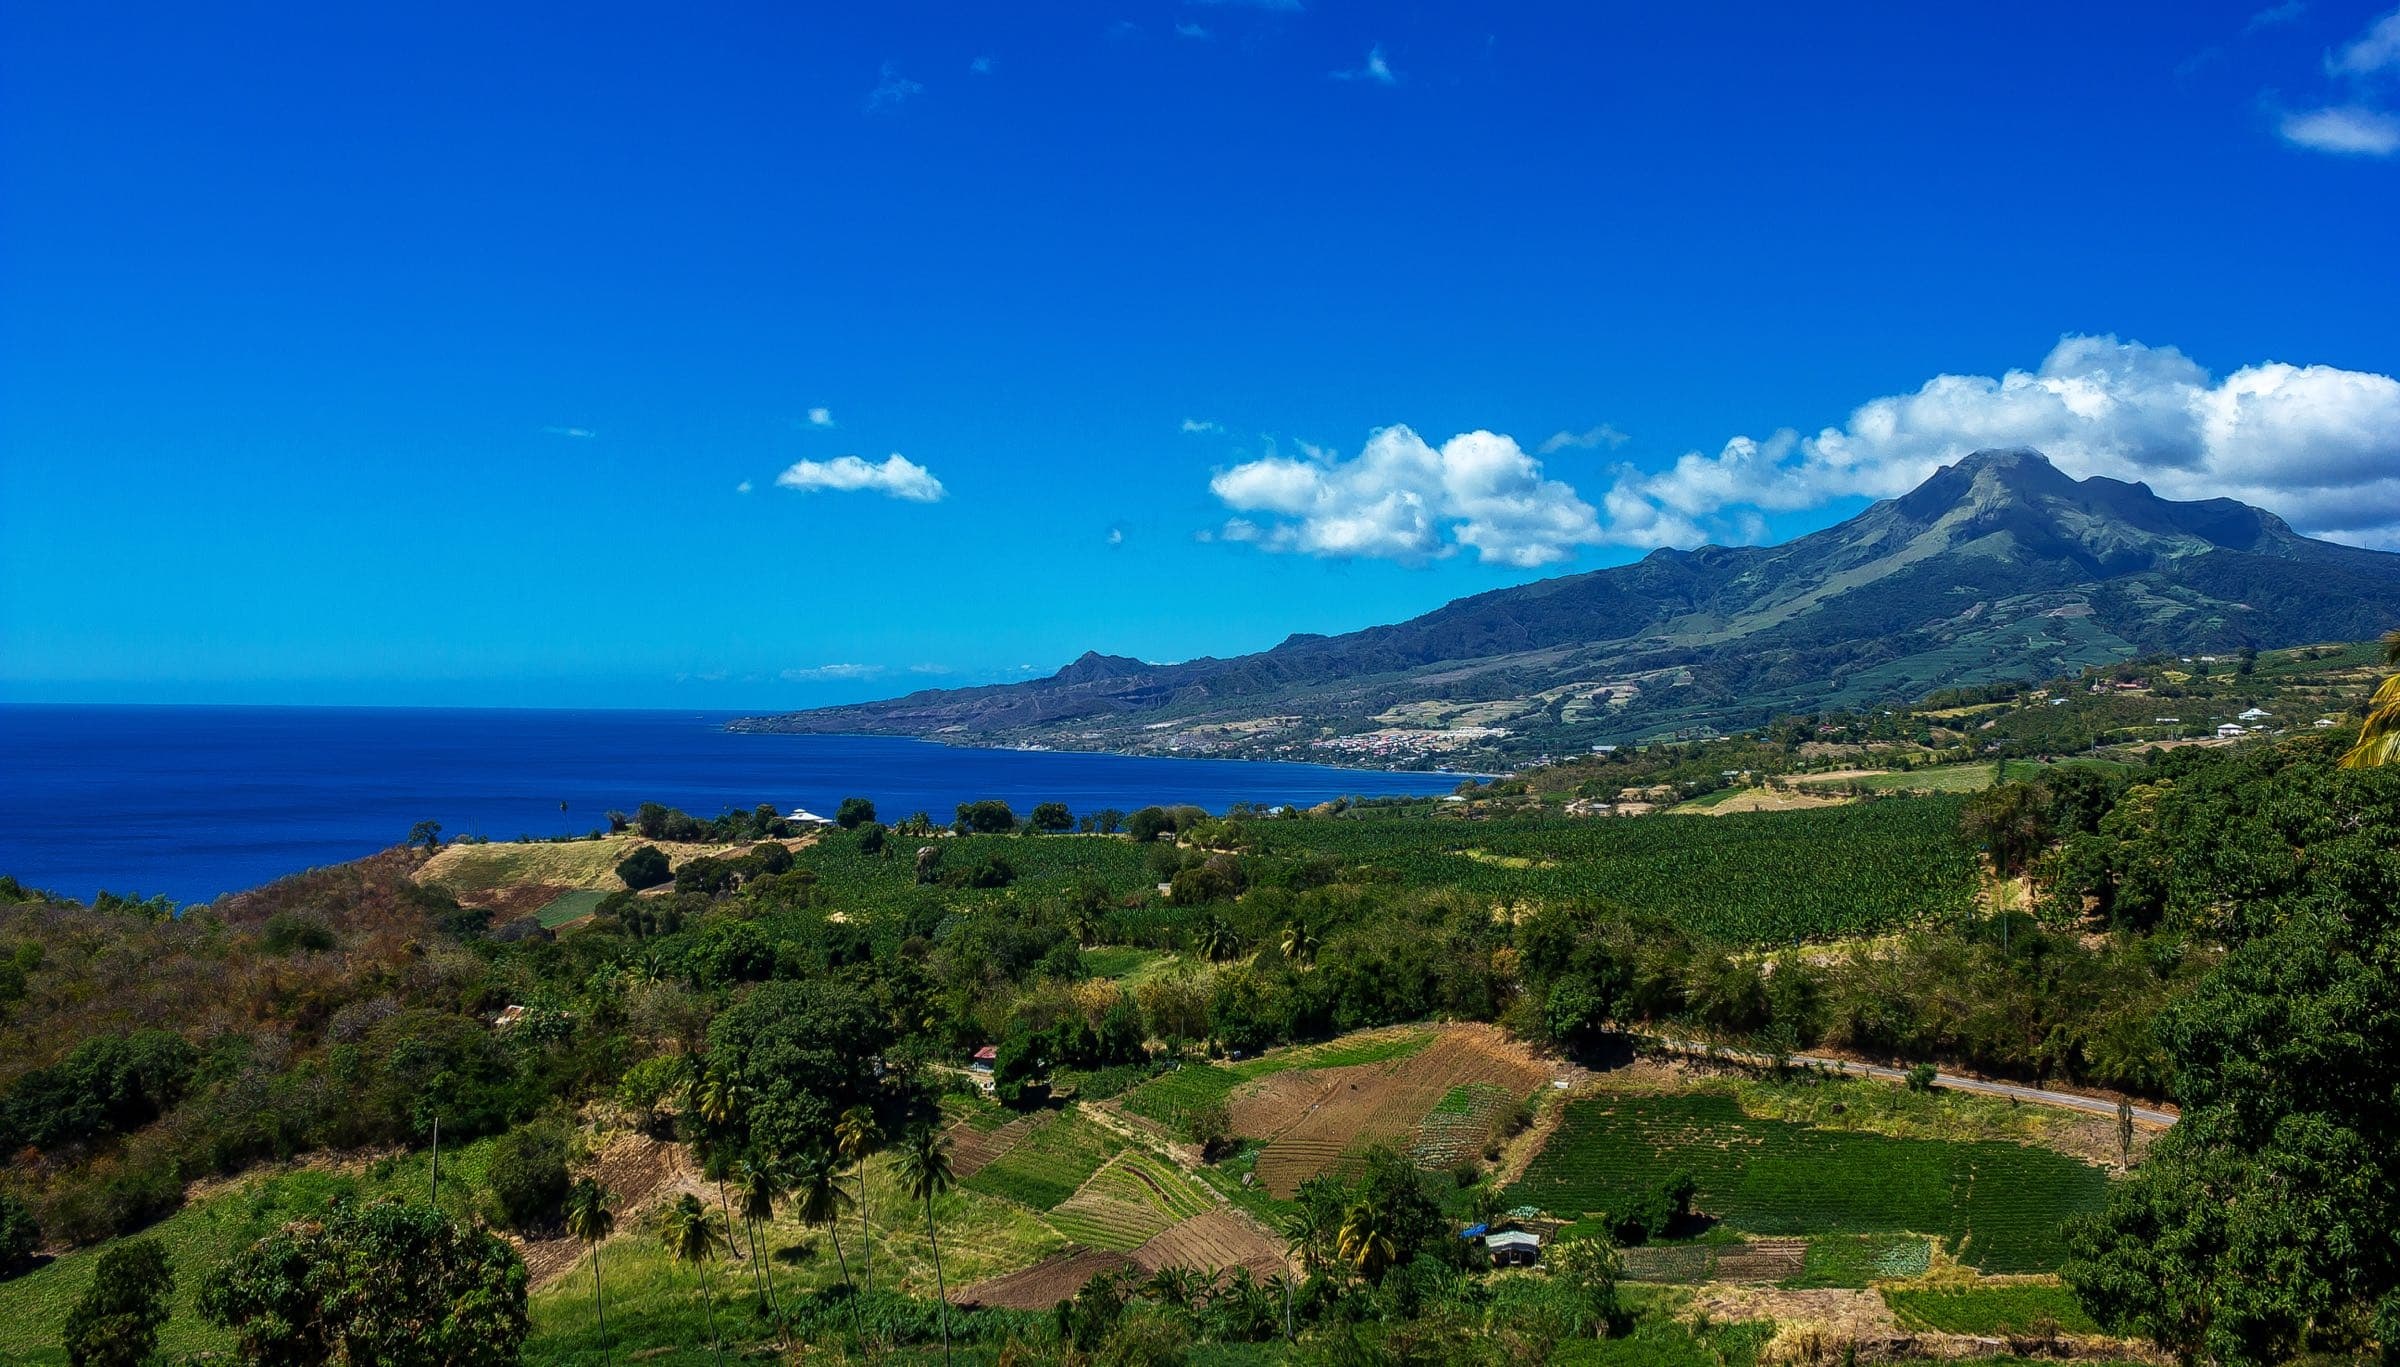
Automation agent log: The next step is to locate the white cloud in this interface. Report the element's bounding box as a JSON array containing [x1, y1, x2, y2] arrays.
[[1180, 417, 1222, 434], [2247, 1, 2307, 32], [1601, 334, 2400, 549], [782, 663, 885, 682], [970, 55, 993, 75], [866, 63, 924, 111], [1176, 22, 1210, 39], [736, 479, 753, 494], [1190, 0, 1302, 10], [1209, 425, 1603, 567], [1107, 527, 1126, 545], [2279, 104, 2400, 153], [1539, 424, 1631, 454], [775, 453, 947, 502], [1333, 43, 1397, 85], [542, 425, 595, 439], [908, 663, 951, 675], [806, 406, 835, 427], [2330, 7, 2400, 74]]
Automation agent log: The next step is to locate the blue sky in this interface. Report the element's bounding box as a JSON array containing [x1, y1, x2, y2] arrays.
[[5, 1, 2399, 708]]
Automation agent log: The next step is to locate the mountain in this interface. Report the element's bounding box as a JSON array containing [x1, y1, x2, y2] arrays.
[[733, 449, 2400, 764]]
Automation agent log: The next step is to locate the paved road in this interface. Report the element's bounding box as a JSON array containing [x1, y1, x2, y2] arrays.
[[1646, 1036, 2179, 1127]]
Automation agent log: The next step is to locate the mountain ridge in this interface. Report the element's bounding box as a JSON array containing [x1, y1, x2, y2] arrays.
[[733, 449, 2400, 764]]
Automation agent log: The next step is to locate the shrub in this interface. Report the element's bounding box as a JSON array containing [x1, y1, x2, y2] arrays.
[[0, 1193, 39, 1280], [261, 911, 336, 954], [615, 845, 671, 892], [748, 842, 794, 877], [836, 797, 877, 829], [954, 800, 1018, 834], [1905, 1063, 1938, 1091], [63, 1237, 173, 1367]]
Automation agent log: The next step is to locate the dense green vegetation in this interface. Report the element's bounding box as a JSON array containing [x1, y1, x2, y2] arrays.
[[1506, 1093, 2108, 1273], [1, 655, 2396, 1362]]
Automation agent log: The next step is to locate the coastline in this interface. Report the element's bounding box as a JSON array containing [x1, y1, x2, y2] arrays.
[[726, 723, 1500, 782]]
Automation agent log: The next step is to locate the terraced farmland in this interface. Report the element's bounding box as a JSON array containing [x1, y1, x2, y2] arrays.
[[1045, 1151, 1214, 1250], [1505, 1093, 2109, 1272], [959, 1108, 1122, 1211], [1117, 1026, 1437, 1128]]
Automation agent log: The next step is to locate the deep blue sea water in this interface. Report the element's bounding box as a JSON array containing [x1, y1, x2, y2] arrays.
[[0, 705, 1464, 904]]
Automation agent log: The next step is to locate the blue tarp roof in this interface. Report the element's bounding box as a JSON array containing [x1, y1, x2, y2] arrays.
[[1459, 1223, 1489, 1239]]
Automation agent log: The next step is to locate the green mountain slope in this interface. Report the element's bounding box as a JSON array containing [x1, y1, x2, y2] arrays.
[[735, 449, 2400, 763]]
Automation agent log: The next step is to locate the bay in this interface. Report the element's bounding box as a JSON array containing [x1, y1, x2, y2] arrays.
[[0, 704, 1464, 904]]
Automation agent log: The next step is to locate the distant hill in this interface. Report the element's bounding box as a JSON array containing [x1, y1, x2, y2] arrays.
[[733, 449, 2400, 764]]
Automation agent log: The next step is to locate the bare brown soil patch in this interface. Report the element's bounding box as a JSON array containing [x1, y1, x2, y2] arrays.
[[513, 1132, 703, 1289], [946, 1115, 1037, 1181], [952, 1249, 1134, 1310], [1234, 1025, 1562, 1197], [1132, 1207, 1289, 1279]]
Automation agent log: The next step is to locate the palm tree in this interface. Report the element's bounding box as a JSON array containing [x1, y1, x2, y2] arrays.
[[791, 1149, 868, 1349], [2341, 628, 2400, 768], [733, 1158, 788, 1339], [1199, 917, 1242, 963], [1279, 922, 1318, 969], [1335, 1198, 1399, 1282], [691, 1067, 751, 1259], [1282, 1203, 1326, 1275], [836, 1105, 882, 1296], [1068, 906, 1099, 948], [662, 1193, 731, 1365], [895, 1123, 957, 1365], [563, 1177, 615, 1364]]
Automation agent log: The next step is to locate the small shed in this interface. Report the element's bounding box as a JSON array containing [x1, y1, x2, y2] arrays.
[[1485, 1229, 1543, 1268], [2239, 707, 2272, 721], [2217, 723, 2247, 739], [970, 1046, 998, 1073]]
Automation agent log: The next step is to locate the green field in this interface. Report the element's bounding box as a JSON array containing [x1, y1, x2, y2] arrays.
[[1504, 1094, 2110, 1273], [1243, 798, 1980, 943], [536, 888, 609, 926], [1885, 1284, 2102, 1336]]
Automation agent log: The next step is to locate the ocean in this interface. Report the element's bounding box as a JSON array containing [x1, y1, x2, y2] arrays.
[[0, 705, 1465, 904]]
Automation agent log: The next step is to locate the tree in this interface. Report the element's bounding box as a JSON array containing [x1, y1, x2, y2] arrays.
[[953, 799, 1017, 834], [836, 797, 877, 829], [1030, 801, 1074, 833], [0, 1193, 39, 1280], [733, 1158, 787, 1340], [1961, 782, 2053, 877], [896, 1123, 958, 1365], [2063, 860, 2400, 1365], [1180, 1097, 1232, 1159], [789, 1150, 867, 1349], [1127, 806, 1176, 843], [1279, 922, 1319, 969], [64, 1238, 173, 1367], [408, 820, 443, 853], [201, 1198, 528, 1367], [662, 1194, 730, 1365], [1092, 808, 1126, 836], [563, 1178, 615, 1365], [2340, 628, 2400, 768], [1197, 917, 1242, 963], [615, 845, 672, 892], [1335, 1198, 1399, 1282], [705, 980, 891, 1161], [836, 1104, 882, 1299], [486, 1122, 572, 1231], [1547, 1235, 1626, 1337]]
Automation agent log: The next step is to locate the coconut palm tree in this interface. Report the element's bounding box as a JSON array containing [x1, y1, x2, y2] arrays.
[[662, 1193, 731, 1365], [733, 1158, 788, 1340], [1199, 917, 1242, 963], [563, 1177, 615, 1364], [2341, 628, 2400, 768], [835, 1105, 882, 1295], [790, 1148, 868, 1350], [1279, 922, 1318, 969], [1282, 1203, 1326, 1275], [690, 1067, 751, 1259], [895, 1123, 957, 1365], [1335, 1198, 1399, 1283]]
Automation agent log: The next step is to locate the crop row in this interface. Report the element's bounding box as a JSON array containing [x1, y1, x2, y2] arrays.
[[1504, 1094, 2108, 1272]]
